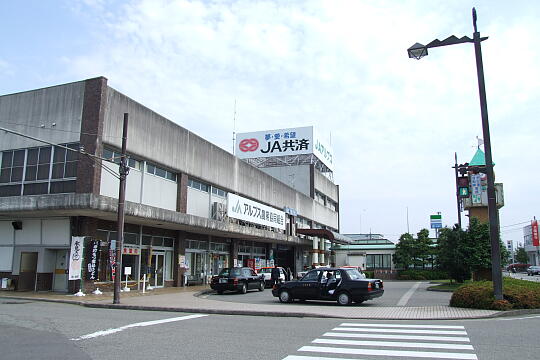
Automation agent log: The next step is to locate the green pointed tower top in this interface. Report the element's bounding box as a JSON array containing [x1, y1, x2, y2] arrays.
[[469, 148, 495, 166]]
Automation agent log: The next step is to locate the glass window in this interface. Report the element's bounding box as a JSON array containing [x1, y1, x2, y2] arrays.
[[155, 167, 166, 178], [53, 147, 66, 162], [23, 182, 48, 195], [37, 164, 50, 180], [27, 149, 38, 165], [152, 237, 163, 247], [1, 151, 13, 168], [0, 167, 11, 183], [38, 147, 51, 164], [147, 164, 156, 174], [25, 166, 37, 181], [0, 184, 21, 197], [13, 150, 25, 166], [124, 233, 139, 245], [163, 238, 174, 248], [301, 270, 320, 281], [50, 180, 76, 194], [10, 166, 23, 182]]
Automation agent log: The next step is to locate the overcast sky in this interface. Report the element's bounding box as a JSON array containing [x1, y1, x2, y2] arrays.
[[1, 0, 538, 243]]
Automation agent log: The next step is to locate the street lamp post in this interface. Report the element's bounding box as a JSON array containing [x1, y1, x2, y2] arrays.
[[408, 8, 503, 300]]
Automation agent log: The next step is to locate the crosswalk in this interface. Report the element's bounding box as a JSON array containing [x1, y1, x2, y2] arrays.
[[282, 322, 477, 360]]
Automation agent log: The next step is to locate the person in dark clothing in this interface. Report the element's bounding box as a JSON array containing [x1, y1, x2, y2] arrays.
[[271, 266, 281, 287]]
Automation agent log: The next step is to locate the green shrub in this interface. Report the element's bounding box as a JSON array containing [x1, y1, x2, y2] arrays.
[[397, 269, 448, 280], [450, 277, 540, 310]]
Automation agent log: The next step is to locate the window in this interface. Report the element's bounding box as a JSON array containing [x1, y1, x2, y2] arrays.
[[146, 162, 176, 182], [211, 186, 227, 197], [0, 144, 78, 197], [188, 178, 209, 192], [102, 147, 141, 170], [301, 270, 320, 282], [366, 254, 392, 269]]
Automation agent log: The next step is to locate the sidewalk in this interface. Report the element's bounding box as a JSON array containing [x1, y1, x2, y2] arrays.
[[1, 285, 537, 320]]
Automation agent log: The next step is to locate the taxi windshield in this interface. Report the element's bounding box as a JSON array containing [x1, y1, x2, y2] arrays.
[[218, 268, 241, 277]]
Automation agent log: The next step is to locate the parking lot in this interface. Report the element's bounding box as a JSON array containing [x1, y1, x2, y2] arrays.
[[204, 280, 453, 307]]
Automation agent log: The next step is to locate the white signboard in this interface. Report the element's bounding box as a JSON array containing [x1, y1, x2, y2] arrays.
[[227, 193, 286, 230], [68, 236, 84, 280], [235, 126, 334, 171], [124, 267, 132, 275], [470, 174, 483, 204]]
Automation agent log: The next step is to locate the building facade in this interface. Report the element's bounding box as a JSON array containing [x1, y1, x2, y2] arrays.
[[0, 77, 346, 293]]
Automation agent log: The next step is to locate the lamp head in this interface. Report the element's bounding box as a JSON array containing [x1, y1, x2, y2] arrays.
[[407, 43, 428, 60]]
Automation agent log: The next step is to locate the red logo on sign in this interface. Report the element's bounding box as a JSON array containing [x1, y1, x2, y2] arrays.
[[239, 138, 259, 152]]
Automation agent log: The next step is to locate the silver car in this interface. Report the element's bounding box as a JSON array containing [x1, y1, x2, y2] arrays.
[[527, 266, 540, 276]]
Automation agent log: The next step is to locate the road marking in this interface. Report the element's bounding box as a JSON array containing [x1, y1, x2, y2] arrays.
[[70, 314, 208, 341], [283, 356, 359, 360], [498, 314, 540, 321], [333, 327, 467, 335], [299, 346, 478, 359], [313, 338, 474, 350], [397, 281, 421, 306], [339, 323, 465, 329], [323, 331, 470, 342]]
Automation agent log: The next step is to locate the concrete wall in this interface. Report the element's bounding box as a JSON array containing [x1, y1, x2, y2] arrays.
[[259, 165, 311, 197], [0, 81, 84, 151], [314, 170, 338, 202], [187, 187, 210, 218], [102, 87, 339, 229]]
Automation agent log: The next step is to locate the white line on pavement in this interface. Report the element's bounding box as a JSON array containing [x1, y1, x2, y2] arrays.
[[333, 327, 467, 335], [70, 314, 208, 341], [498, 314, 540, 321], [283, 356, 359, 360], [299, 346, 478, 359], [313, 338, 474, 350], [323, 331, 470, 342], [339, 323, 465, 329], [397, 281, 422, 306]]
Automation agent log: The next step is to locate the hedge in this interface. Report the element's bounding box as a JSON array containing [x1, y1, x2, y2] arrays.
[[397, 269, 449, 280], [450, 277, 540, 310]]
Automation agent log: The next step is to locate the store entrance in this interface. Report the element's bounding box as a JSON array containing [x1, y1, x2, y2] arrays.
[[19, 252, 38, 291], [151, 253, 165, 288]]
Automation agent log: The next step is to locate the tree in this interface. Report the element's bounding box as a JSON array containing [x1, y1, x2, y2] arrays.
[[394, 233, 415, 269], [436, 218, 509, 282], [515, 247, 528, 264], [394, 229, 433, 269], [436, 225, 470, 283]]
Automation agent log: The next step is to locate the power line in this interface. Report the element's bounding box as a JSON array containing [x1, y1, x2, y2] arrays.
[[0, 120, 122, 139]]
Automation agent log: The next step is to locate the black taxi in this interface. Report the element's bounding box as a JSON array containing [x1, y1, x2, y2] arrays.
[[271, 267, 383, 305]]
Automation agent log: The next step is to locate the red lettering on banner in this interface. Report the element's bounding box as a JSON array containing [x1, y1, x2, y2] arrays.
[[532, 220, 539, 247]]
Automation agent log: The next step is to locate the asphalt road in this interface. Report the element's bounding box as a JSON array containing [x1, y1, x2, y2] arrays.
[[2, 299, 540, 359], [204, 280, 453, 307]]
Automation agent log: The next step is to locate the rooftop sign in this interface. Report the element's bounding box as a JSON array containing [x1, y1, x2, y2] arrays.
[[235, 126, 334, 171]]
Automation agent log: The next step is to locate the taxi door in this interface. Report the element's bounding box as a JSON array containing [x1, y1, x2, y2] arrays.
[[294, 270, 321, 299]]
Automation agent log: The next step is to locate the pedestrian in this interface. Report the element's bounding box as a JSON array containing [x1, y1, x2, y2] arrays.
[[286, 267, 293, 281], [271, 265, 280, 287]]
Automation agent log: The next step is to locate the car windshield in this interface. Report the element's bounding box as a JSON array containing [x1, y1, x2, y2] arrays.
[[345, 269, 366, 280], [218, 268, 241, 277]]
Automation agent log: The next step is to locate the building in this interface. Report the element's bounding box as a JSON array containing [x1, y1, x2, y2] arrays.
[[0, 77, 347, 293], [331, 234, 397, 278], [523, 220, 539, 265]]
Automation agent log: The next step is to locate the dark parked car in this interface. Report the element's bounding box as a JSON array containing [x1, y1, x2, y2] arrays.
[[272, 267, 384, 306], [210, 267, 265, 294], [527, 266, 540, 276]]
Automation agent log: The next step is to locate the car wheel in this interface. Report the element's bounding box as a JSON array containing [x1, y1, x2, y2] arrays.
[[337, 292, 351, 306], [239, 283, 247, 294], [279, 289, 292, 303], [258, 281, 265, 291]]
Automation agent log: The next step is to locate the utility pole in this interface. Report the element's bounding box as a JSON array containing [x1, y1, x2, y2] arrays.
[[113, 113, 129, 304], [454, 153, 462, 229]]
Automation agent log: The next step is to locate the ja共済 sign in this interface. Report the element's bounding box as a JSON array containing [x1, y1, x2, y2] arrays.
[[235, 126, 334, 171], [227, 193, 286, 230]]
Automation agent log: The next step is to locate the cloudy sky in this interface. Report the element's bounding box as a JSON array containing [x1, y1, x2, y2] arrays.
[[1, 0, 538, 243]]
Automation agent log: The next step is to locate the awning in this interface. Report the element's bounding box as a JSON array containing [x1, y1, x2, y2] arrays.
[[295, 228, 352, 245]]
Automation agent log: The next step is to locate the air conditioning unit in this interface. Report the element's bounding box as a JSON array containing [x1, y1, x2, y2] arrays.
[[211, 202, 227, 221]]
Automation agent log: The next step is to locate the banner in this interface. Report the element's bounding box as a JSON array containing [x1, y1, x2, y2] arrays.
[[68, 236, 84, 280], [227, 193, 286, 230], [532, 220, 539, 247], [86, 240, 100, 281]]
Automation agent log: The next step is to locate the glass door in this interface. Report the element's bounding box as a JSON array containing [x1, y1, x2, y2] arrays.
[[153, 253, 165, 287]]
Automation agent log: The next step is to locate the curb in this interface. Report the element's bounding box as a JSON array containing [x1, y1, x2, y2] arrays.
[[3, 294, 540, 320]]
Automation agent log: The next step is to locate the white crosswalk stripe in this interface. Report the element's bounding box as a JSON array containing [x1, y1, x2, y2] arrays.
[[282, 322, 478, 360]]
